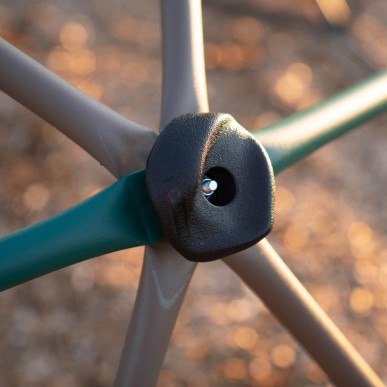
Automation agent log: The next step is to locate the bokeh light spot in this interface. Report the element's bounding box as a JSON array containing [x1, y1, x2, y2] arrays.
[[224, 358, 247, 381], [60, 22, 89, 51], [350, 287, 374, 315], [271, 344, 296, 368]]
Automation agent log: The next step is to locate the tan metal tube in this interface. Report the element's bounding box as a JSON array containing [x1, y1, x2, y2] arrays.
[[0, 38, 157, 178], [115, 1, 209, 385], [224, 240, 384, 387]]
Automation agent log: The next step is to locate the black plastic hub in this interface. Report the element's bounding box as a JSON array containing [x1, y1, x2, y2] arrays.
[[146, 113, 275, 262]]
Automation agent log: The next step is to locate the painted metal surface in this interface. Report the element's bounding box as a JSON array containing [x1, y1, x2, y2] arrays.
[[224, 240, 384, 387], [115, 1, 208, 385], [0, 170, 162, 291], [114, 242, 196, 386], [0, 38, 157, 177], [159, 0, 208, 129], [255, 70, 387, 174]]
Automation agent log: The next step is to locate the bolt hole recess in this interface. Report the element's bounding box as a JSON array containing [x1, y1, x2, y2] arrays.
[[203, 167, 236, 206]]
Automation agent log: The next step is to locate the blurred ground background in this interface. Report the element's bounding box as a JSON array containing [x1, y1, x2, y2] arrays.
[[1, 0, 387, 386]]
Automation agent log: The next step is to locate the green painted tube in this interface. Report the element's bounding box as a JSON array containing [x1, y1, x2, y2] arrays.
[[254, 71, 387, 174], [0, 169, 163, 291]]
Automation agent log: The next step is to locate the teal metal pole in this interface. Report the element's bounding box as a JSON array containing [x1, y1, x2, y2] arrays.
[[254, 71, 387, 174], [0, 170, 163, 291]]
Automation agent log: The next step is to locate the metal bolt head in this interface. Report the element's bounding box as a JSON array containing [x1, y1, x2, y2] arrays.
[[202, 178, 218, 197]]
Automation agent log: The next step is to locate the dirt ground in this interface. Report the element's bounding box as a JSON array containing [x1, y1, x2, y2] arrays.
[[1, 0, 387, 386]]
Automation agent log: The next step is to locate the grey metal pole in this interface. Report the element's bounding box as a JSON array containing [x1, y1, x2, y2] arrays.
[[160, 0, 209, 128], [0, 38, 157, 178], [114, 1, 209, 385], [113, 243, 196, 387], [224, 240, 384, 387]]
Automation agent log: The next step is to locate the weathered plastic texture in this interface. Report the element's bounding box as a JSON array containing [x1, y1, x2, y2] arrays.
[[146, 113, 275, 262]]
